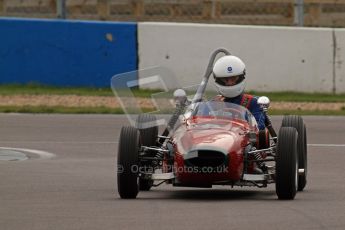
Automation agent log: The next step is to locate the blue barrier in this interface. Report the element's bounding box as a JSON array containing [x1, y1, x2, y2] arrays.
[[0, 17, 137, 87]]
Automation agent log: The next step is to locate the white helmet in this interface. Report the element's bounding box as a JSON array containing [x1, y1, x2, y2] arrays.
[[213, 55, 246, 98]]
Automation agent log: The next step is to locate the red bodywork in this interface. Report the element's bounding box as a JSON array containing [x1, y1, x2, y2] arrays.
[[171, 116, 257, 187]]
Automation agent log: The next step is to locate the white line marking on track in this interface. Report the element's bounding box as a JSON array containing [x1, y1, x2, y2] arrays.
[[308, 144, 345, 147], [0, 147, 56, 159]]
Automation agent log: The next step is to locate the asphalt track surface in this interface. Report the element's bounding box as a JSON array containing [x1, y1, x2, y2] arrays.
[[0, 114, 344, 230]]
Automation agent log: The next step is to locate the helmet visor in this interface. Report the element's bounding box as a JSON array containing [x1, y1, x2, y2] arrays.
[[215, 74, 245, 86]]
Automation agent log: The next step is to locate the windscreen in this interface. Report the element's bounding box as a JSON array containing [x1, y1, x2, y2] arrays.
[[190, 101, 258, 129]]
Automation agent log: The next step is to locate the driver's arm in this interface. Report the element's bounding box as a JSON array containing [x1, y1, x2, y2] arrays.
[[250, 100, 266, 130]]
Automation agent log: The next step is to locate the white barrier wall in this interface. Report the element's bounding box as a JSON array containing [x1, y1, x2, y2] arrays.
[[138, 22, 343, 93]]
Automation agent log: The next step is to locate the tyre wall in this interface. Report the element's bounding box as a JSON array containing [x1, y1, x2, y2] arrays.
[[0, 17, 137, 87]]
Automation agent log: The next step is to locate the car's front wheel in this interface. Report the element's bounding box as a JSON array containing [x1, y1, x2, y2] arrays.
[[275, 127, 298, 200], [281, 115, 307, 191], [117, 126, 140, 199]]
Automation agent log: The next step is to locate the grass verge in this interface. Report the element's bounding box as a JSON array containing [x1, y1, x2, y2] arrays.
[[1, 84, 345, 102], [0, 106, 160, 114], [0, 106, 123, 114], [0, 84, 161, 97]]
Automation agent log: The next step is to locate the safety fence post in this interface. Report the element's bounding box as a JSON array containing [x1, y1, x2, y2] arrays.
[[57, 0, 66, 19], [294, 0, 304, 26]]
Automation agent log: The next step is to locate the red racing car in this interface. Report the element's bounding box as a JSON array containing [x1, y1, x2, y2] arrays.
[[116, 48, 307, 200]]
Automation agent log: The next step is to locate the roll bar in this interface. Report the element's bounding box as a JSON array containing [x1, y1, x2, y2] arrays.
[[191, 48, 231, 104]]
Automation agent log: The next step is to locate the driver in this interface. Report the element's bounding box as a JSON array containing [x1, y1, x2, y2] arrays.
[[212, 55, 266, 130]]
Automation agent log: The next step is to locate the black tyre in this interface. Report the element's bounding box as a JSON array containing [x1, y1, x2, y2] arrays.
[[258, 129, 270, 149], [281, 115, 307, 191], [117, 126, 140, 199], [136, 114, 158, 191], [298, 124, 308, 190], [139, 178, 153, 191], [276, 127, 298, 200], [136, 114, 158, 147]]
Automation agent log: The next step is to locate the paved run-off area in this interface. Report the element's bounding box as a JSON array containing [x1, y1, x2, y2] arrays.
[[1, 95, 345, 111]]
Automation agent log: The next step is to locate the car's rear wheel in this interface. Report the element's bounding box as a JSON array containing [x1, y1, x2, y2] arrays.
[[136, 114, 158, 147], [258, 129, 270, 149], [281, 115, 307, 191], [275, 127, 298, 200], [136, 114, 158, 191], [117, 126, 140, 199]]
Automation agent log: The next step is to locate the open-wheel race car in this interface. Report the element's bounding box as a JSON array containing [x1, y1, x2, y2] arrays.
[[116, 48, 307, 200]]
